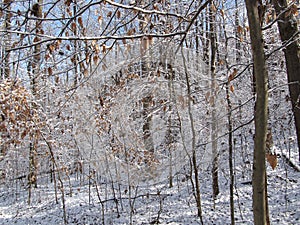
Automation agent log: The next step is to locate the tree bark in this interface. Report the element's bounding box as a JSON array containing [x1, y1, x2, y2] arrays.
[[139, 0, 154, 154], [31, 0, 43, 96], [28, 0, 43, 200], [142, 96, 154, 153], [245, 0, 269, 224], [226, 82, 235, 225], [235, 0, 241, 62], [222, 3, 235, 222], [209, 1, 219, 201], [2, 0, 12, 79], [181, 47, 203, 225], [274, 0, 300, 162]]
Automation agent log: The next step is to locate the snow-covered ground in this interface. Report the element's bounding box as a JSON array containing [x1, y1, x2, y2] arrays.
[[0, 149, 299, 225]]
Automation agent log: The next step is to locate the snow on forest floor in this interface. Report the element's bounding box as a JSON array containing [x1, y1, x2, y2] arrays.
[[0, 153, 299, 225]]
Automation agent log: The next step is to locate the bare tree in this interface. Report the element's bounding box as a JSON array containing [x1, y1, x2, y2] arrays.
[[181, 47, 204, 225], [209, 1, 219, 201], [1, 0, 12, 79], [273, 0, 300, 162], [245, 0, 269, 224], [28, 0, 44, 204]]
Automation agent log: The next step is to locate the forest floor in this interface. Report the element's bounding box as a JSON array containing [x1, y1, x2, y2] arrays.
[[0, 150, 299, 225]]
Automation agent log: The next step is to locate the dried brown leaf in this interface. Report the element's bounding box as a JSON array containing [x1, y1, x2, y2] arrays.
[[218, 59, 225, 65], [210, 3, 217, 12], [55, 76, 59, 84], [291, 4, 299, 16], [107, 11, 112, 17], [102, 44, 106, 53], [228, 68, 238, 82], [220, 9, 225, 18], [93, 55, 99, 64], [116, 10, 121, 19], [21, 130, 27, 139], [48, 67, 53, 76], [127, 28, 136, 36], [266, 153, 277, 170], [65, 0, 72, 7], [98, 16, 103, 24], [71, 22, 77, 33], [66, 7, 72, 17], [237, 25, 244, 34], [33, 37, 40, 43], [78, 17, 83, 28], [45, 54, 51, 61], [48, 44, 55, 53], [94, 44, 100, 54], [83, 68, 88, 77]]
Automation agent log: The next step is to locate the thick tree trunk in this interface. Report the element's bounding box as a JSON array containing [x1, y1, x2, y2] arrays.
[[31, 0, 43, 96], [0, 0, 12, 159], [274, 0, 300, 162], [245, 0, 269, 224]]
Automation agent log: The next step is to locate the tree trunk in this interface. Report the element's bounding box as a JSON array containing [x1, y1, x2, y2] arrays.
[[0, 0, 12, 158], [245, 0, 269, 224], [181, 47, 203, 225], [209, 2, 219, 201], [28, 0, 43, 200], [226, 82, 235, 225], [139, 0, 154, 154], [72, 0, 79, 87], [235, 0, 241, 62], [142, 96, 154, 153], [2, 0, 12, 79], [274, 0, 300, 162], [166, 64, 178, 188], [31, 0, 43, 96], [222, 2, 235, 222]]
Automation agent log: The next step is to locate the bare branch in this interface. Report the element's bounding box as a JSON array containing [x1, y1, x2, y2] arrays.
[[104, 0, 188, 21], [175, 0, 212, 54], [3, 30, 186, 52]]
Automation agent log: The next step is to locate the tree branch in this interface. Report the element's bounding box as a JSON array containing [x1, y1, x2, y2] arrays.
[[4, 30, 186, 52], [104, 0, 188, 21], [175, 0, 212, 54]]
